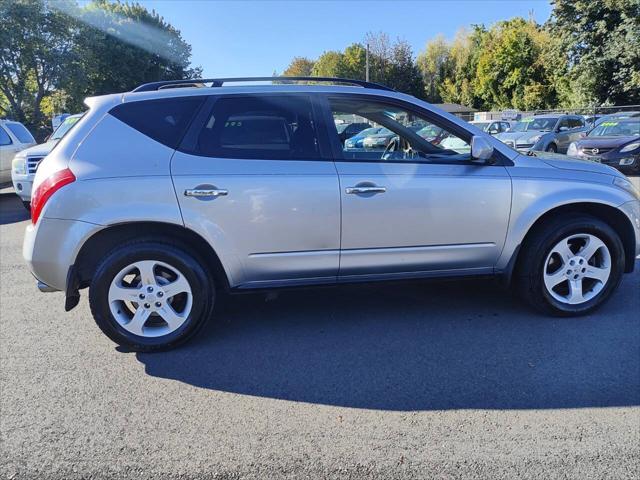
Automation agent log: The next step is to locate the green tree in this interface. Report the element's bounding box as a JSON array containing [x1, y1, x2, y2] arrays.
[[416, 35, 451, 102], [0, 0, 78, 132], [282, 56, 315, 77], [474, 18, 558, 110], [63, 0, 200, 111], [549, 0, 640, 105], [311, 50, 344, 77], [364, 32, 424, 97], [340, 43, 367, 79], [387, 39, 424, 98], [438, 27, 486, 108], [0, 0, 200, 134]]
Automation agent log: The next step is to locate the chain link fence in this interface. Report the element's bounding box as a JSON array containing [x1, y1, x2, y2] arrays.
[[472, 105, 640, 123]]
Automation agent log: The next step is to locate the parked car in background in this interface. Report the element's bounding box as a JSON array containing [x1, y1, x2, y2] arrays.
[[0, 119, 36, 187], [344, 126, 385, 149], [583, 114, 602, 126], [362, 127, 396, 149], [336, 122, 371, 144], [470, 120, 511, 135], [439, 134, 470, 154], [567, 119, 640, 175], [496, 114, 588, 153], [12, 114, 83, 208], [416, 124, 448, 144], [23, 77, 640, 351], [594, 111, 640, 126]]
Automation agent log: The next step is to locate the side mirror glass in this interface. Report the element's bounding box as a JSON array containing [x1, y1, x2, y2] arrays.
[[558, 126, 569, 132], [471, 135, 494, 163]]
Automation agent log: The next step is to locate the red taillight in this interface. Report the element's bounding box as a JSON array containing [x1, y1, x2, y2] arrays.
[[31, 168, 76, 225]]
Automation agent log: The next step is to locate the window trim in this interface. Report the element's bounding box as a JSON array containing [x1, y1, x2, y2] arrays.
[[178, 92, 332, 161], [0, 126, 13, 146], [318, 93, 512, 166]]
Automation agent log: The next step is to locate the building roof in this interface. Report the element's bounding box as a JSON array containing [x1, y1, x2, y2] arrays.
[[433, 103, 478, 114]]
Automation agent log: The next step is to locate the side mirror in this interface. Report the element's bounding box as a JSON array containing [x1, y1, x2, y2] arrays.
[[558, 126, 569, 132], [488, 128, 499, 135], [471, 135, 494, 163]]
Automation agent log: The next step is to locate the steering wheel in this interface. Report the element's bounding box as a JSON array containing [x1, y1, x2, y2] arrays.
[[382, 136, 400, 160]]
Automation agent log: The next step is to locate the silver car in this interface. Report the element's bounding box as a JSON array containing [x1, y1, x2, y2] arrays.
[[12, 113, 84, 208], [497, 114, 589, 153], [23, 77, 640, 351]]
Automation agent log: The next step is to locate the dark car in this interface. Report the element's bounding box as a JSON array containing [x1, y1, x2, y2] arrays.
[[567, 119, 640, 174], [336, 122, 371, 144], [594, 111, 640, 126]]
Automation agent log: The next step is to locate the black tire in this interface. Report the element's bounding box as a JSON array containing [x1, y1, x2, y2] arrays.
[[89, 240, 214, 351], [546, 143, 557, 153], [22, 200, 30, 211], [515, 214, 625, 316]]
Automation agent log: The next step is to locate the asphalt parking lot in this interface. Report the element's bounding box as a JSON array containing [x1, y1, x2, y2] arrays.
[[1, 185, 639, 479]]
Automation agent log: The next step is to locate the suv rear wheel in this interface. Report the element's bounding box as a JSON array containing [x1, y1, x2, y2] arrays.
[[516, 215, 625, 316], [89, 241, 214, 351]]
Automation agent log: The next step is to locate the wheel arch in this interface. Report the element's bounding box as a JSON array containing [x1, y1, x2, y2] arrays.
[[505, 201, 637, 282], [73, 221, 231, 293]]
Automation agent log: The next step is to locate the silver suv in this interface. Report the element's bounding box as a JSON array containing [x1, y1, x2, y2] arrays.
[[23, 77, 640, 351]]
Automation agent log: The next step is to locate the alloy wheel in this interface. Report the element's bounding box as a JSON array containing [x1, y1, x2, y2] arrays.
[[108, 260, 193, 337], [543, 233, 611, 305]]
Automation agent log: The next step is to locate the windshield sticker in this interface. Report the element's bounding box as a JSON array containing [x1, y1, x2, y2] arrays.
[[523, 118, 534, 122], [600, 122, 618, 126]]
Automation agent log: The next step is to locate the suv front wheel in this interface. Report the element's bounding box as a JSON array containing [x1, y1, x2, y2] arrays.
[[89, 241, 214, 351], [516, 215, 625, 316]]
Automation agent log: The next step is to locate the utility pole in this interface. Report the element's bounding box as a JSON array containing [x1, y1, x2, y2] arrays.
[[365, 43, 370, 82]]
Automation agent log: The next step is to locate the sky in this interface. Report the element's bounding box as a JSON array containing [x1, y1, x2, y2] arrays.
[[136, 0, 554, 77]]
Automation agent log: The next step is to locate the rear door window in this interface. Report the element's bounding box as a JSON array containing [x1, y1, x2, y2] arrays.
[[109, 96, 205, 149], [5, 123, 34, 144], [188, 95, 320, 160]]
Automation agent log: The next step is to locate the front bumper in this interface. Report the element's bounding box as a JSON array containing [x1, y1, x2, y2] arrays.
[[11, 173, 33, 202], [575, 152, 640, 173], [618, 199, 640, 260], [23, 217, 99, 291]]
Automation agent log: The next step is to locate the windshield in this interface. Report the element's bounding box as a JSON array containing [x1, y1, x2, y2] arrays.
[[51, 115, 82, 140], [588, 120, 640, 137], [510, 117, 557, 132], [471, 122, 490, 131]]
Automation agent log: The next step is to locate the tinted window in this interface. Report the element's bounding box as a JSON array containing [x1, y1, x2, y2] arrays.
[[192, 96, 320, 160], [0, 126, 11, 146], [6, 123, 34, 144], [568, 118, 584, 128], [110, 96, 204, 148]]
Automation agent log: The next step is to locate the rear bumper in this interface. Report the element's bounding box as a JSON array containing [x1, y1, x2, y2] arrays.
[[23, 217, 99, 291]]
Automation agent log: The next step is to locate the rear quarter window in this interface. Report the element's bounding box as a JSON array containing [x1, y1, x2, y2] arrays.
[[0, 126, 12, 145], [6, 123, 34, 144], [109, 96, 205, 149]]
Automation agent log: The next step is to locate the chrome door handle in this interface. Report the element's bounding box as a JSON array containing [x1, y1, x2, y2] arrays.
[[345, 186, 386, 194], [184, 188, 228, 198]]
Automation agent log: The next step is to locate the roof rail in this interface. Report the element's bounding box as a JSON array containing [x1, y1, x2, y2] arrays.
[[131, 76, 395, 93]]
